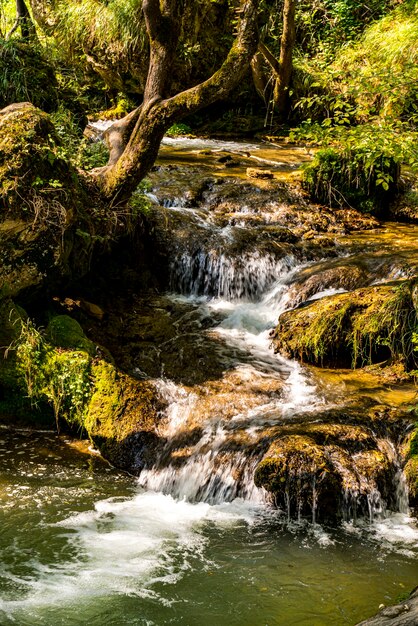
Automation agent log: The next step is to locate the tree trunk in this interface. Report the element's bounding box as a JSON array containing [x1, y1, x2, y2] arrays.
[[142, 0, 182, 101], [94, 0, 259, 203], [6, 0, 38, 41], [251, 50, 269, 105], [273, 0, 295, 119]]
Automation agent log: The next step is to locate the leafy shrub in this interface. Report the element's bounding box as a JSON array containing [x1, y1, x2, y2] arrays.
[[166, 122, 193, 137]]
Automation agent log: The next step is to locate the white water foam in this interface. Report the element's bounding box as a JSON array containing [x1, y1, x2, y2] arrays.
[[0, 492, 259, 619]]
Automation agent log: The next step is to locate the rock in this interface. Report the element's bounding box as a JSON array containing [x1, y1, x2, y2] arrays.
[[0, 102, 141, 301], [286, 264, 370, 308], [79, 299, 105, 321], [0, 103, 80, 298], [246, 167, 274, 179], [84, 360, 161, 472], [46, 315, 97, 355], [253, 409, 403, 522], [404, 424, 418, 507], [356, 587, 418, 625], [271, 280, 416, 368]]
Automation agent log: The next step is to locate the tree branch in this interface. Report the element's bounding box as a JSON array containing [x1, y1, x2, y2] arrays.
[[143, 0, 182, 101], [258, 41, 281, 76], [95, 0, 259, 201], [162, 0, 259, 122]]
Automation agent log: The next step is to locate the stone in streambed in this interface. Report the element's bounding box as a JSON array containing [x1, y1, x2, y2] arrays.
[[271, 280, 416, 368], [246, 167, 274, 179], [356, 587, 418, 625]]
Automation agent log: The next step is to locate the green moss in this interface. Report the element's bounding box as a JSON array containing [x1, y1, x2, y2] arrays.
[[2, 314, 159, 466], [46, 315, 96, 355], [272, 280, 417, 368], [85, 360, 158, 443], [405, 423, 418, 504]]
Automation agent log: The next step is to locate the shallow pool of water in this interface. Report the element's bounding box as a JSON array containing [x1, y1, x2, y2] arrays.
[[1, 429, 417, 626]]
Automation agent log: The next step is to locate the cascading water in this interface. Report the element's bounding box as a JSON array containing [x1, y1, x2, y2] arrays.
[[135, 186, 409, 522], [2, 135, 417, 626]]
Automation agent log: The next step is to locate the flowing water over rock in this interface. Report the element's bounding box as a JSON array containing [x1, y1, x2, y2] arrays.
[[1, 135, 418, 624]]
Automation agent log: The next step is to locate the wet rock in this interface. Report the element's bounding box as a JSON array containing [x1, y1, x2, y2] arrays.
[[85, 360, 162, 472], [356, 587, 418, 625], [271, 280, 416, 368], [404, 424, 418, 507], [254, 407, 410, 522], [286, 264, 370, 308], [246, 168, 274, 179], [79, 299, 105, 321]]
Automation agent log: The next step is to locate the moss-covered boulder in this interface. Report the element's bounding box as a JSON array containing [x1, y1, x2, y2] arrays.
[[404, 425, 418, 507], [85, 360, 161, 471], [0, 103, 83, 297], [46, 315, 96, 355], [271, 280, 417, 368], [0, 102, 147, 300], [285, 263, 370, 308], [254, 407, 409, 521], [0, 311, 162, 470]]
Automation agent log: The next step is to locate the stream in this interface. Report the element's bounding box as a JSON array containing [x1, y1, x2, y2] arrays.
[[1, 136, 418, 625]]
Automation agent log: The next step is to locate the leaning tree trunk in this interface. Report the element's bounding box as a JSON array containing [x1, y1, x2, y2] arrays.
[[273, 0, 295, 119], [94, 0, 259, 204]]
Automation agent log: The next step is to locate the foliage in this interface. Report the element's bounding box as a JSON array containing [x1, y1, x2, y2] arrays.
[[292, 119, 418, 212], [128, 181, 153, 217], [260, 0, 395, 66], [166, 123, 193, 137], [12, 318, 92, 432], [0, 38, 59, 111], [51, 105, 109, 169]]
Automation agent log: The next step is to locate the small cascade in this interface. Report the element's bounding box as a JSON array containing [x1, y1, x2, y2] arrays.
[[170, 251, 297, 300], [128, 137, 417, 524]]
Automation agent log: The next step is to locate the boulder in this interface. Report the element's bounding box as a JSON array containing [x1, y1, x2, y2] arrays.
[[356, 587, 418, 625], [0, 103, 81, 298], [254, 408, 404, 522], [271, 280, 416, 368]]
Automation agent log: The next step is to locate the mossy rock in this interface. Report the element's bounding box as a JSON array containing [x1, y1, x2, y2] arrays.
[[404, 424, 418, 506], [46, 315, 96, 355], [286, 264, 370, 308], [254, 414, 398, 521], [0, 102, 78, 212], [271, 280, 417, 368], [0, 103, 93, 298], [85, 360, 161, 471]]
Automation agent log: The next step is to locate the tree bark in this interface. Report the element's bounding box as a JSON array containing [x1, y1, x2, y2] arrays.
[[94, 0, 259, 203], [273, 0, 295, 119], [251, 49, 269, 105], [142, 0, 182, 101]]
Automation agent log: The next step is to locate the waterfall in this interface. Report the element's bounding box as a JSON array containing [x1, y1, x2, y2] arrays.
[[129, 139, 415, 523]]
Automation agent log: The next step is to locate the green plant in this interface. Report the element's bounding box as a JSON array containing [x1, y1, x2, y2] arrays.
[[51, 104, 109, 169], [11, 318, 92, 433], [166, 122, 193, 137]]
